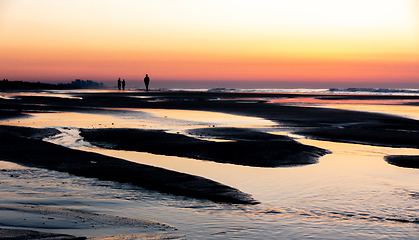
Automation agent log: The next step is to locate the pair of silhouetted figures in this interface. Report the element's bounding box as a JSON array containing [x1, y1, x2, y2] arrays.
[[117, 74, 150, 91], [117, 78, 125, 90]]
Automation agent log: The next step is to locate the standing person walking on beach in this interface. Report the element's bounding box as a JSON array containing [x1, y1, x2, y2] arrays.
[[122, 79, 125, 90], [144, 74, 150, 91], [117, 78, 121, 90]]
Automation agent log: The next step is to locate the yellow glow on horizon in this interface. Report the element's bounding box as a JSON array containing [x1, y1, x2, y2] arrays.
[[1, 0, 419, 85]]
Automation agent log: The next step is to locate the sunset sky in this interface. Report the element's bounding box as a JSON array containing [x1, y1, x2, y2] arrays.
[[1, 0, 419, 88]]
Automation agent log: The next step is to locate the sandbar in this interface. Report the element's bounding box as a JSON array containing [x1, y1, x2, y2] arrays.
[[80, 127, 329, 167]]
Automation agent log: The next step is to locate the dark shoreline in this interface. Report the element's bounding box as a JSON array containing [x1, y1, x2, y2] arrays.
[[293, 127, 419, 149], [0, 204, 179, 240], [0, 227, 83, 240]]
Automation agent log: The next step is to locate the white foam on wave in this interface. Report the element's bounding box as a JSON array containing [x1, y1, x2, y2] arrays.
[[165, 87, 419, 96], [328, 88, 419, 95]]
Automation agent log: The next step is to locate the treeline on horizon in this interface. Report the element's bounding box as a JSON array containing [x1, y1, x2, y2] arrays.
[[0, 79, 104, 90]]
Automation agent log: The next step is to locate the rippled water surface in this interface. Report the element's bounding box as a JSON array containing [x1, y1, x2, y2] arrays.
[[1, 91, 419, 239]]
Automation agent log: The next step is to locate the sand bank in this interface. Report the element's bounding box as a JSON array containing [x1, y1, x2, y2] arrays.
[[0, 229, 180, 240], [80, 127, 328, 167], [0, 204, 175, 230], [0, 228, 83, 240], [0, 204, 179, 240]]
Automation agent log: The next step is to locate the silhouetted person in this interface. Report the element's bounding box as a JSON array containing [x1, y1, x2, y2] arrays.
[[144, 74, 150, 91], [122, 79, 125, 90], [117, 78, 121, 90]]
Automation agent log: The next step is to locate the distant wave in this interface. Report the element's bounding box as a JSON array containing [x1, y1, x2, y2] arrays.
[[155, 87, 419, 96], [207, 87, 419, 95], [206, 88, 329, 93], [328, 88, 419, 95], [207, 88, 237, 92]]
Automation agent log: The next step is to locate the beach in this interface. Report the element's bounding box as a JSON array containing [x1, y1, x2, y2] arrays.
[[1, 89, 419, 239]]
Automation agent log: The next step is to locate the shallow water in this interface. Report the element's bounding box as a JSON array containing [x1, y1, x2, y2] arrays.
[[1, 92, 419, 239], [2, 140, 419, 238], [80, 139, 419, 232]]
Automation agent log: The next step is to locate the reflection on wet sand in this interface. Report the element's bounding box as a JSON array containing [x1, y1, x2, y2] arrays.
[[1, 112, 123, 129], [76, 135, 419, 229], [140, 109, 276, 127], [0, 91, 83, 100], [79, 137, 419, 194], [1, 108, 278, 132]]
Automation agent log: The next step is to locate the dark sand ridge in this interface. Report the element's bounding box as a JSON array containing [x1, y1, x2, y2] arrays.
[[405, 102, 419, 106], [384, 155, 419, 169], [0, 229, 180, 240], [0, 228, 83, 240], [0, 126, 258, 205], [0, 230, 180, 240], [0, 204, 175, 230], [293, 127, 419, 149], [0, 111, 26, 120], [80, 128, 329, 167], [0, 205, 179, 240]]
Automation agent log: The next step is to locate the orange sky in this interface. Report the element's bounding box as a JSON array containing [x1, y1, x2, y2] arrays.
[[1, 0, 419, 88]]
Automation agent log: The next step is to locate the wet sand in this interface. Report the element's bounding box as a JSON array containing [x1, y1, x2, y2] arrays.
[[0, 204, 178, 240], [2, 90, 419, 238], [0, 228, 179, 240], [0, 228, 82, 240]]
